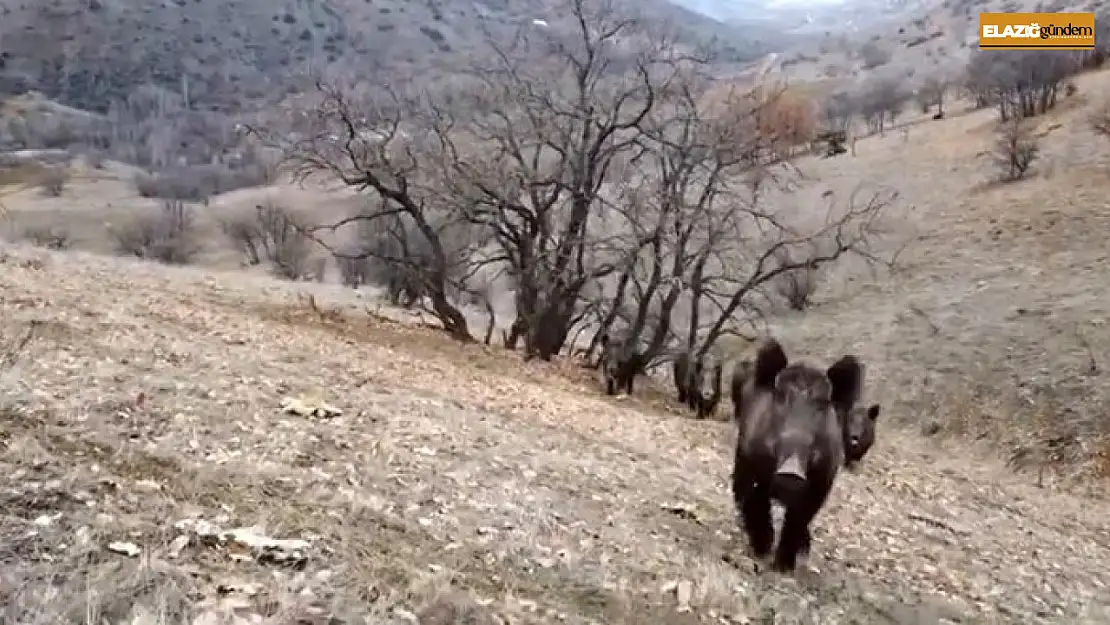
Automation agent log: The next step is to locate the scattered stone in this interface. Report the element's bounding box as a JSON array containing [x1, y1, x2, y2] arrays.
[[173, 518, 311, 568], [108, 541, 141, 557], [216, 580, 264, 596], [660, 502, 700, 522], [168, 534, 191, 558], [33, 512, 61, 527], [280, 395, 341, 418], [134, 479, 162, 492], [222, 526, 311, 567], [675, 580, 694, 613], [661, 579, 694, 612], [127, 606, 162, 625]]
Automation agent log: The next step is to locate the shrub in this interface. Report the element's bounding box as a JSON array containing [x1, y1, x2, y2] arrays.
[[37, 167, 70, 197], [20, 225, 70, 250], [3, 113, 96, 150], [859, 41, 892, 69], [220, 202, 313, 280], [134, 170, 209, 202], [335, 249, 373, 288], [993, 117, 1039, 182], [133, 163, 269, 202], [76, 146, 107, 169], [110, 200, 200, 264], [1092, 101, 1110, 138], [772, 248, 821, 311]]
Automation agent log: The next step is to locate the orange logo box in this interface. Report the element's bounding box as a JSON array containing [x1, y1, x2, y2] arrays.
[[979, 12, 1095, 50]]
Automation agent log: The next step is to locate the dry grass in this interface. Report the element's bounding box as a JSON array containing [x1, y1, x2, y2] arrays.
[[3, 244, 1110, 624], [775, 0, 1099, 84], [760, 68, 1110, 483], [4, 66, 1110, 624]]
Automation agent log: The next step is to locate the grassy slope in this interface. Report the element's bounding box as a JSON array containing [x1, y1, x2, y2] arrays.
[[774, 0, 1106, 83], [2, 60, 1110, 625], [2, 242, 1110, 624]]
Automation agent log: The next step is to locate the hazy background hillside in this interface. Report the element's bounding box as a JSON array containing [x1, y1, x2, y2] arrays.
[[759, 0, 1108, 83], [0, 0, 797, 115]]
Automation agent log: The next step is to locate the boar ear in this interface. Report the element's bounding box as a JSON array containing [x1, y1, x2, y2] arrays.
[[752, 339, 788, 390], [826, 355, 864, 411], [866, 403, 881, 421]]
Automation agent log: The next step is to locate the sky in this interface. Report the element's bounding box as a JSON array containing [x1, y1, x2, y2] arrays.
[[764, 0, 849, 6]]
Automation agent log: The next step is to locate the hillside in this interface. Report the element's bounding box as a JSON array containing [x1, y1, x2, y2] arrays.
[[3, 58, 1110, 625], [0, 0, 787, 114], [767, 0, 1108, 83], [5, 5, 1110, 621]]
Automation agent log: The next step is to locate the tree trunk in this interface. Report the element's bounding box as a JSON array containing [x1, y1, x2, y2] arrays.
[[527, 291, 576, 361], [505, 317, 525, 349], [428, 288, 472, 342], [481, 299, 496, 345]]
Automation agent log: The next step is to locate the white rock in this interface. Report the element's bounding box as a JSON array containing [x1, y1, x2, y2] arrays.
[[108, 541, 141, 557]]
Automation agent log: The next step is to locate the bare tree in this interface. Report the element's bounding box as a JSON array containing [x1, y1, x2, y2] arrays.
[[245, 0, 899, 372], [585, 71, 895, 377], [220, 202, 314, 280], [582, 69, 762, 368], [246, 80, 476, 341], [964, 51, 1004, 110], [858, 41, 892, 70], [993, 117, 1039, 182], [917, 75, 949, 116], [345, 207, 482, 311], [821, 91, 856, 134], [1089, 101, 1110, 139], [966, 50, 1079, 122], [425, 0, 687, 361], [857, 76, 908, 135]]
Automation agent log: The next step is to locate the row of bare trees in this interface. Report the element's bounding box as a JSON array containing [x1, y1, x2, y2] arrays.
[[820, 74, 916, 139], [965, 50, 1082, 121], [818, 39, 1105, 147], [248, 0, 894, 370], [962, 18, 1110, 124], [963, 46, 1105, 183]]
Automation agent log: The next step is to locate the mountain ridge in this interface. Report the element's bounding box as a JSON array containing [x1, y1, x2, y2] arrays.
[[0, 0, 793, 114]]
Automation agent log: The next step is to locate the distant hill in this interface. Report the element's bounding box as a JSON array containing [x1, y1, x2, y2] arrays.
[[0, 0, 792, 115], [752, 0, 1106, 85]]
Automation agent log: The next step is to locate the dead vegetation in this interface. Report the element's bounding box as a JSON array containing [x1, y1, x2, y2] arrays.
[[3, 0, 1110, 620], [247, 1, 895, 381], [993, 117, 1040, 181], [2, 243, 1110, 624], [219, 202, 314, 280], [1092, 100, 1110, 137], [35, 166, 68, 197], [18, 224, 70, 250], [109, 200, 200, 265]]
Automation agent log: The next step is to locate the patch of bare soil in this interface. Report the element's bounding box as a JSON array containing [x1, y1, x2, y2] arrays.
[[2, 244, 1110, 624]]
